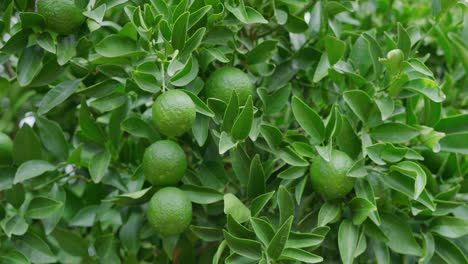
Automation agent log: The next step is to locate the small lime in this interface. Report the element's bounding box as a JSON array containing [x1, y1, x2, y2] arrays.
[[152, 90, 196, 137], [36, 0, 85, 35], [204, 67, 254, 104], [310, 150, 355, 200], [147, 187, 192, 236], [142, 140, 187, 186]]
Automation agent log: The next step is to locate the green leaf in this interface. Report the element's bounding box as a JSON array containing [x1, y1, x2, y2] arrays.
[[89, 151, 111, 183], [172, 11, 189, 51], [278, 147, 309, 167], [278, 166, 307, 180], [247, 40, 278, 65], [35, 116, 68, 159], [370, 123, 419, 143], [390, 161, 427, 199], [380, 213, 422, 256], [266, 216, 293, 259], [250, 217, 275, 246], [219, 132, 237, 154], [121, 117, 158, 141], [225, 0, 268, 24], [51, 228, 88, 256], [183, 90, 215, 117], [430, 216, 468, 238], [439, 133, 468, 154], [222, 91, 240, 132], [1, 29, 30, 54], [279, 248, 323, 263], [108, 187, 153, 206], [3, 215, 28, 237], [260, 124, 283, 150], [13, 124, 43, 164], [231, 96, 254, 141], [26, 197, 63, 219], [397, 23, 411, 57], [325, 35, 346, 65], [223, 230, 262, 260], [180, 27, 206, 60], [0, 249, 30, 264], [278, 185, 294, 225], [247, 155, 266, 197], [224, 193, 251, 224], [170, 56, 199, 86], [433, 235, 467, 264], [17, 46, 44, 87], [343, 90, 374, 123], [190, 226, 223, 242], [95, 35, 144, 57], [251, 191, 275, 217], [38, 79, 81, 115], [13, 232, 57, 263], [181, 184, 223, 204], [286, 230, 328, 249], [291, 96, 325, 144], [435, 114, 468, 134], [350, 197, 376, 225], [318, 202, 341, 226], [402, 79, 445, 102], [338, 220, 359, 264], [448, 32, 468, 73], [79, 99, 106, 143], [56, 35, 76, 65], [132, 71, 160, 93], [14, 160, 55, 184]]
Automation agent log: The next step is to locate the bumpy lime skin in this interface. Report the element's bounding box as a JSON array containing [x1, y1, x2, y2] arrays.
[[310, 150, 355, 200], [152, 90, 196, 137], [204, 67, 254, 104], [143, 140, 187, 186], [0, 132, 13, 165], [147, 187, 192, 236], [36, 0, 85, 35]]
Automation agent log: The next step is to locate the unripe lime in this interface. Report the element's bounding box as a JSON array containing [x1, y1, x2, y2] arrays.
[[385, 49, 404, 74], [36, 0, 85, 35], [142, 140, 187, 186], [204, 67, 254, 104], [152, 90, 196, 137], [310, 150, 355, 200], [147, 187, 192, 236]]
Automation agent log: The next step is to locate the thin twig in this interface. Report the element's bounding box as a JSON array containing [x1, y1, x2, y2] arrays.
[[3, 61, 15, 78]]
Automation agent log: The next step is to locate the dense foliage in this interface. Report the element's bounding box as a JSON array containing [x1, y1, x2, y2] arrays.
[[0, 0, 467, 263]]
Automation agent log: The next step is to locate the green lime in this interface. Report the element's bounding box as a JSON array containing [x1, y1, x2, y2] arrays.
[[152, 90, 196, 137], [204, 67, 254, 104], [147, 187, 192, 236], [310, 150, 355, 200], [0, 132, 13, 166], [142, 140, 187, 186], [36, 0, 85, 35]]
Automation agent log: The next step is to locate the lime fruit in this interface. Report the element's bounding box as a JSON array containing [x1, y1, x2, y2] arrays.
[[152, 90, 196, 137], [36, 0, 85, 35], [142, 140, 187, 186], [147, 187, 192, 236], [0, 132, 13, 165], [204, 67, 254, 104], [310, 150, 355, 200]]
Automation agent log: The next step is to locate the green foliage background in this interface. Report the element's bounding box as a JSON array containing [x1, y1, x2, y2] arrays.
[[0, 0, 467, 263]]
